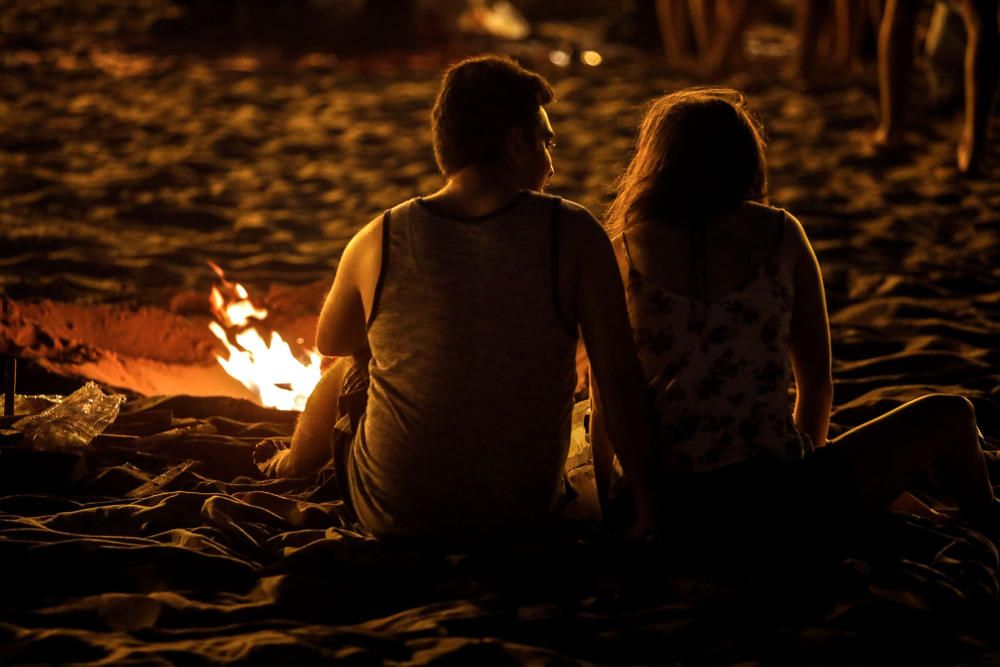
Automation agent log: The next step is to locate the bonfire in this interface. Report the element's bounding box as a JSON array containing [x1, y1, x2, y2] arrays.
[[207, 263, 322, 411]]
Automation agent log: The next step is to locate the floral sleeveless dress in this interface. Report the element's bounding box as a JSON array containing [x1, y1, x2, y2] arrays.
[[621, 216, 811, 473]]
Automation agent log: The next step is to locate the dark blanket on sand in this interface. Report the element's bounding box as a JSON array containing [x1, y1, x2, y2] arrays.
[[2, 395, 1000, 665]]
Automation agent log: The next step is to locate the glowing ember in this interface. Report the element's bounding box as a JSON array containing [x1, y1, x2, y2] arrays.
[[207, 262, 322, 411]]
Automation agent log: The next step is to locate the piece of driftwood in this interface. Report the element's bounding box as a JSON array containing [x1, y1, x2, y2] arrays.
[[125, 460, 197, 498], [1, 356, 14, 417]]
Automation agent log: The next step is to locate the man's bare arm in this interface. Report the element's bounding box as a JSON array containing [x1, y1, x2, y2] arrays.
[[588, 368, 616, 518], [571, 209, 662, 532], [315, 216, 382, 358]]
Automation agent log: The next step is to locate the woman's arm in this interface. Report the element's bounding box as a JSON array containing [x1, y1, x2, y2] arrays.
[[571, 210, 662, 534], [787, 212, 833, 446]]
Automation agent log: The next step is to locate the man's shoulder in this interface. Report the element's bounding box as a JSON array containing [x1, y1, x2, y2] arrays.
[[352, 213, 385, 244], [545, 195, 609, 252], [563, 198, 602, 225], [344, 202, 407, 260], [528, 193, 604, 246], [531, 192, 600, 223], [354, 197, 422, 240], [383, 196, 423, 220]]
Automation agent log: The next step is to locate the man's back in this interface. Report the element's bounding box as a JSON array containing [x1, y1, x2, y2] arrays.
[[347, 191, 578, 539]]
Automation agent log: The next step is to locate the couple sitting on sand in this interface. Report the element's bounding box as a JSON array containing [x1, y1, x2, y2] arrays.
[[254, 55, 998, 545]]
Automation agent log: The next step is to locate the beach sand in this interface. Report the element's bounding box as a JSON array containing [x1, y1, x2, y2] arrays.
[[1, 0, 1000, 663]]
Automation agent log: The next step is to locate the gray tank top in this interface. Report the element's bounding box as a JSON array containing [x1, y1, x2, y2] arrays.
[[347, 191, 578, 540]]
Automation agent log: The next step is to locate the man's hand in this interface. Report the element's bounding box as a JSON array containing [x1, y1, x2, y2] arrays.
[[253, 438, 296, 478]]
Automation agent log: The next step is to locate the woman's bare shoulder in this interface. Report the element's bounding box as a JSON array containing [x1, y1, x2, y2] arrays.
[[770, 207, 821, 272], [739, 200, 787, 226], [773, 207, 811, 246], [732, 202, 805, 249]]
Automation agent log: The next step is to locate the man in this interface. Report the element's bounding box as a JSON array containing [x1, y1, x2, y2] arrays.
[[254, 55, 659, 542]]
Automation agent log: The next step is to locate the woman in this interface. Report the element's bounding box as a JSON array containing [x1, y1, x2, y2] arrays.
[[590, 88, 997, 550]]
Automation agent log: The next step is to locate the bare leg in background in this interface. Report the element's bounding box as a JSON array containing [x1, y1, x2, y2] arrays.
[[701, 0, 758, 78], [832, 0, 867, 72], [958, 0, 1000, 174], [655, 0, 698, 72], [689, 0, 719, 60], [873, 0, 917, 147], [797, 0, 831, 81]]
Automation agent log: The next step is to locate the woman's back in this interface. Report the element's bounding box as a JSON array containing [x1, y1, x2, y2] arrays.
[[614, 203, 811, 471], [618, 202, 784, 300]]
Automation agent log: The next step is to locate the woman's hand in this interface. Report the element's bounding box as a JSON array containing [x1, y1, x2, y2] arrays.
[[890, 491, 955, 526]]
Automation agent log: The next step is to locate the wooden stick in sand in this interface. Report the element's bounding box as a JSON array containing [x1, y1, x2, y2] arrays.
[[1, 356, 14, 417]]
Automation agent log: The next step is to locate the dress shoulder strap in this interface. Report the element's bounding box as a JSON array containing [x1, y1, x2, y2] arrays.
[[620, 230, 637, 271]]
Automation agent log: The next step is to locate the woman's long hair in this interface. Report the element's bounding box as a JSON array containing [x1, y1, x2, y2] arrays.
[[605, 88, 768, 237]]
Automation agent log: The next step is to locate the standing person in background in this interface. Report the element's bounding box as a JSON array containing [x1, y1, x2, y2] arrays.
[[655, 0, 875, 82], [874, 0, 999, 175], [655, 0, 758, 77]]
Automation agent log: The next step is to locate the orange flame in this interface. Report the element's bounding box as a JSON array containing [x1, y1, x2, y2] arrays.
[[207, 263, 322, 411]]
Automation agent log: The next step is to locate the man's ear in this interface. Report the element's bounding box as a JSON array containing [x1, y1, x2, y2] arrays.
[[505, 126, 529, 166]]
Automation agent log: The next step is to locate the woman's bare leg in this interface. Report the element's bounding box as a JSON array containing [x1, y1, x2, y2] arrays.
[[958, 0, 1000, 175], [255, 356, 353, 477], [828, 394, 997, 516]]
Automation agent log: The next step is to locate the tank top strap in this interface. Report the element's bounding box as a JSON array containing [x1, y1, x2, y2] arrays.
[[365, 207, 393, 330], [548, 196, 575, 336]]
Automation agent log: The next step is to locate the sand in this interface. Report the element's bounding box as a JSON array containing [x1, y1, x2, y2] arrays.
[[1, 0, 1000, 663]]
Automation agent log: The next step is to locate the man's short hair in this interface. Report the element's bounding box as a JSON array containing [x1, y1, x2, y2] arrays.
[[431, 55, 555, 175]]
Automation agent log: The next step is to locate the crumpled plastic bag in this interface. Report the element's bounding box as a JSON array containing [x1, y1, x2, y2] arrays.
[[13, 381, 125, 449], [13, 394, 64, 416]]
